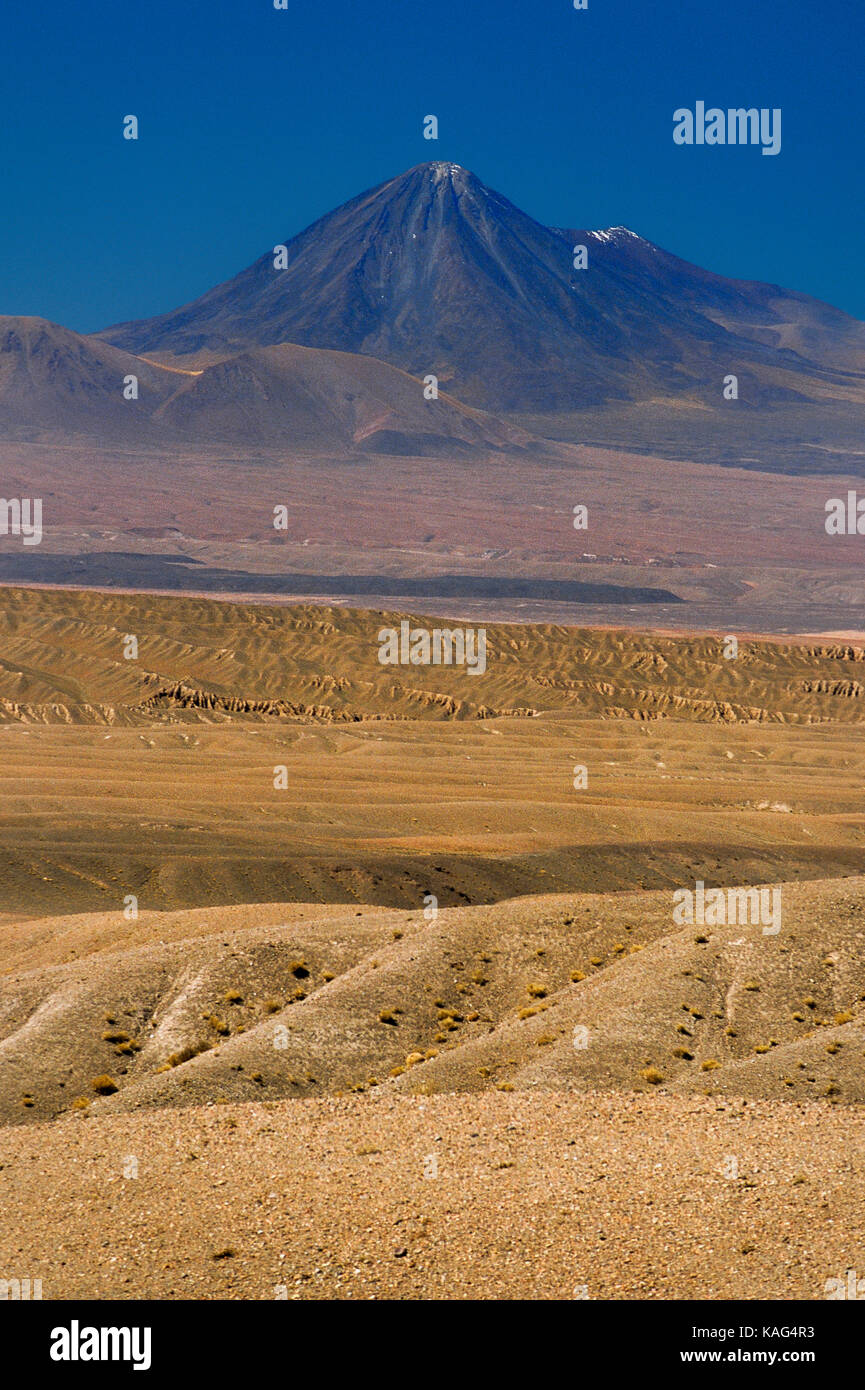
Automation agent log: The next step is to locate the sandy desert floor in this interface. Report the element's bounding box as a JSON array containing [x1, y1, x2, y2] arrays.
[[1, 1090, 863, 1300]]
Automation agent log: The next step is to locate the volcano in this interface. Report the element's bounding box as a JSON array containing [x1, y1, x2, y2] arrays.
[[99, 161, 865, 414]]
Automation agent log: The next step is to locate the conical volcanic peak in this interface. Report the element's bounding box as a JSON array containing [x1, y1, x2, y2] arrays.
[[98, 165, 865, 413]]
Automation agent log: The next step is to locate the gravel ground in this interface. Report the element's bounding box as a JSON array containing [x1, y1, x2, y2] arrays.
[[0, 1090, 861, 1301]]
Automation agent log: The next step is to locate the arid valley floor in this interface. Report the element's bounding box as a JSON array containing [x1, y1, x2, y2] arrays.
[[1, 587, 864, 1299]]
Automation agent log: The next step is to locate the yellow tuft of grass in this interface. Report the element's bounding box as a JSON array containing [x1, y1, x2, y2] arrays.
[[166, 1045, 200, 1068], [640, 1067, 665, 1085], [91, 1075, 119, 1096]]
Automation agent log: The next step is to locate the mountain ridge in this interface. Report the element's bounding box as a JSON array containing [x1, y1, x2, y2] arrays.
[[0, 316, 528, 454]]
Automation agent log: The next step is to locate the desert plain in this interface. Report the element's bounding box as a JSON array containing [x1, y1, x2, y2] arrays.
[[0, 586, 863, 1299]]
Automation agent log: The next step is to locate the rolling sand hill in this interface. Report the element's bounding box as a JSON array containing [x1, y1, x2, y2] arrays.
[[2, 877, 864, 1130], [1, 588, 863, 1299]]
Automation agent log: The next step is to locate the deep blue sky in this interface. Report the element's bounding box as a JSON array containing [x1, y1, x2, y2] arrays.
[[2, 0, 862, 331]]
